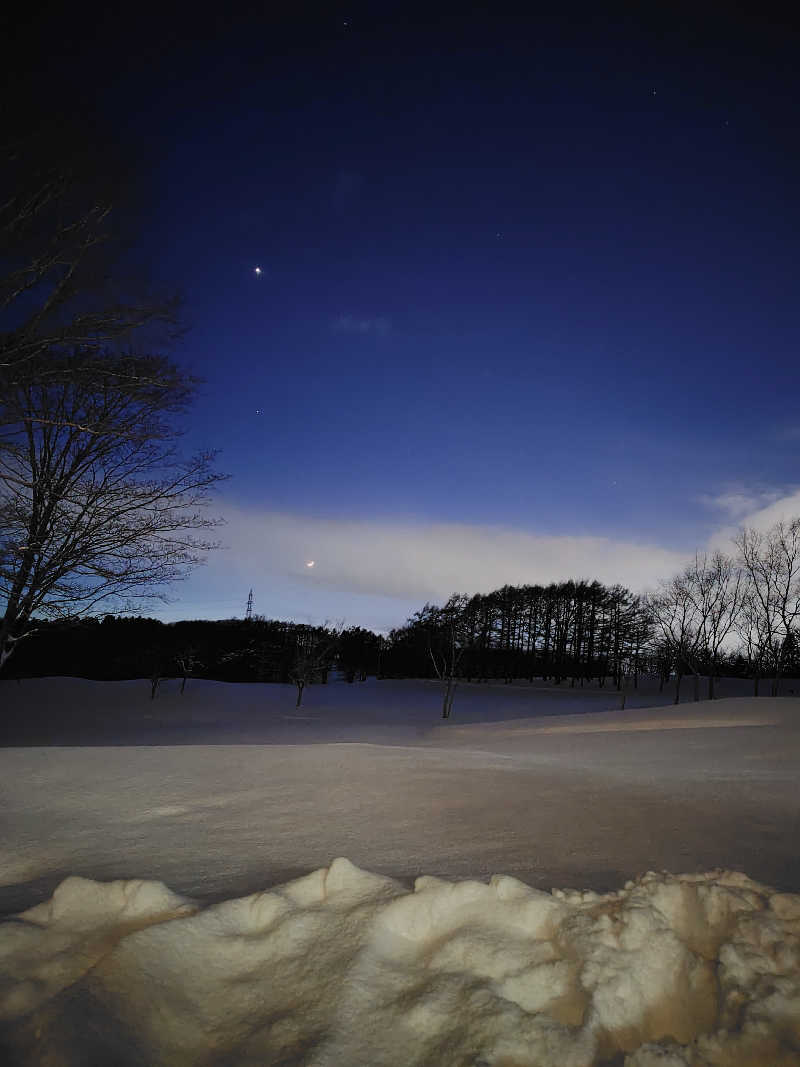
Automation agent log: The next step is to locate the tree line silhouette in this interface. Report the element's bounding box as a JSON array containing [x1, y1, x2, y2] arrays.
[[4, 615, 381, 706], [384, 582, 650, 690], [7, 519, 800, 719], [382, 524, 800, 716]]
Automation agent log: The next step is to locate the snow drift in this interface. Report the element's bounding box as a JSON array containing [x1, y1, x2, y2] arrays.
[[1, 861, 798, 1066]]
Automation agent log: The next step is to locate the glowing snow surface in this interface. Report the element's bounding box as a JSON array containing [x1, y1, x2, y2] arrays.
[[1, 861, 799, 1066], [2, 680, 799, 1062]]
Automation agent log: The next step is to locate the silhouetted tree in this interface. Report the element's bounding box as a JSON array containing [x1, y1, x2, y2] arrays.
[[0, 348, 225, 669], [290, 625, 341, 707], [684, 551, 745, 699], [647, 575, 704, 704], [415, 594, 470, 718], [175, 645, 202, 694], [338, 626, 379, 681], [735, 520, 800, 695]]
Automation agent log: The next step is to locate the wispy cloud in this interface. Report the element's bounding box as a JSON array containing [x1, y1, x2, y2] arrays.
[[212, 506, 689, 603], [707, 487, 800, 549], [331, 314, 391, 336], [699, 487, 784, 520], [174, 491, 800, 629]]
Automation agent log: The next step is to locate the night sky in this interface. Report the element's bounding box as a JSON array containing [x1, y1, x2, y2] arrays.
[[7, 8, 800, 630]]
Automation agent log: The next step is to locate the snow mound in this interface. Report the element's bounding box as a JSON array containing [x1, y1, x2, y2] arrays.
[[1, 861, 798, 1066]]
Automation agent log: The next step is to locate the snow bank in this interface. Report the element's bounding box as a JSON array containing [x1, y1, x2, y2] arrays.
[[1, 862, 798, 1065]]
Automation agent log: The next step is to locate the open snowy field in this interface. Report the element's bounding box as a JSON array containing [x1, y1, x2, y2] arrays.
[[1, 676, 799, 912], [0, 672, 788, 747], [1, 677, 799, 1065]]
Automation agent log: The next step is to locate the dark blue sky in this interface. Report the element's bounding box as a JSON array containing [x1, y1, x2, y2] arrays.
[[10, 7, 800, 628]]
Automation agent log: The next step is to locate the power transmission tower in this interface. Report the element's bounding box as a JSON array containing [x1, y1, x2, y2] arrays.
[[245, 588, 253, 621]]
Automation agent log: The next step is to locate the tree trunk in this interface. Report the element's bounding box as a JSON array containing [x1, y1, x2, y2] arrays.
[[295, 681, 305, 707], [441, 676, 456, 719], [0, 615, 24, 672], [674, 673, 682, 705], [180, 675, 187, 695], [0, 625, 16, 672], [1, 557, 38, 672]]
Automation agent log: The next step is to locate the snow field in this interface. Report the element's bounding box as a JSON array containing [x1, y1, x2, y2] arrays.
[[1, 860, 799, 1065], [1, 679, 799, 1063]]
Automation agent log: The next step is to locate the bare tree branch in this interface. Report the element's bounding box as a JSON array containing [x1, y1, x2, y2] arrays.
[[735, 520, 800, 695], [0, 348, 226, 669], [0, 131, 181, 386]]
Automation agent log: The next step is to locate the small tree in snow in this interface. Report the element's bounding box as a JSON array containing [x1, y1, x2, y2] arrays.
[[416, 594, 470, 719], [175, 646, 202, 695], [289, 625, 341, 707]]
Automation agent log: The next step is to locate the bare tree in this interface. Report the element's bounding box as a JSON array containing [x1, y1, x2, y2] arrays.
[[175, 646, 202, 695], [0, 348, 225, 669], [684, 551, 745, 699], [648, 552, 745, 703], [735, 520, 800, 695], [647, 575, 704, 704], [733, 584, 770, 695], [418, 594, 469, 719], [649, 553, 744, 703], [289, 625, 341, 707]]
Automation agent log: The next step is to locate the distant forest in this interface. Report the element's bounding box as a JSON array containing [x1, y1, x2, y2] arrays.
[[4, 616, 380, 692], [7, 572, 798, 705]]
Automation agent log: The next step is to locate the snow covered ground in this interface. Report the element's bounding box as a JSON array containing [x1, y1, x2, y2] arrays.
[[0, 672, 789, 747], [1, 677, 799, 1064], [1, 677, 798, 908]]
